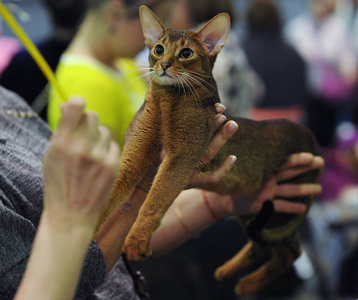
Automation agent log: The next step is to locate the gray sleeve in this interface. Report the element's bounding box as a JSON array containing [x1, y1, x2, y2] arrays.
[[75, 241, 107, 299], [0, 195, 107, 300], [0, 196, 34, 300]]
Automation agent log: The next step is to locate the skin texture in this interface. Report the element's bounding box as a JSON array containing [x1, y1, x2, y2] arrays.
[[97, 6, 323, 296]]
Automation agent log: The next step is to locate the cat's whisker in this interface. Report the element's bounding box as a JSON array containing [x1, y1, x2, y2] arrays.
[[186, 70, 214, 79], [147, 73, 157, 86], [178, 72, 197, 101], [178, 75, 190, 101], [181, 75, 200, 105], [124, 71, 155, 89], [186, 73, 217, 93], [183, 73, 216, 98], [175, 76, 184, 99], [123, 67, 152, 75], [178, 75, 189, 101], [188, 73, 218, 92]]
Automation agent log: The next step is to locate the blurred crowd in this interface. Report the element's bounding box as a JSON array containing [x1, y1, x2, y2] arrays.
[[1, 0, 358, 299]]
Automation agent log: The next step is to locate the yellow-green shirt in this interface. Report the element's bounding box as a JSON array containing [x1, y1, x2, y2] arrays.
[[48, 54, 146, 148]]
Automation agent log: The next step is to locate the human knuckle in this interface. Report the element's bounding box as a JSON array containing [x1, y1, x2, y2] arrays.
[[208, 175, 220, 185], [203, 148, 216, 162]]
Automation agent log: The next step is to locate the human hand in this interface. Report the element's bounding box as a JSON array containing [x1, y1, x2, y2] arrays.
[[220, 153, 324, 217], [136, 103, 238, 192], [43, 97, 120, 229], [185, 118, 238, 190]]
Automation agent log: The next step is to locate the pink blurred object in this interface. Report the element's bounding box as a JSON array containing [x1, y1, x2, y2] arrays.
[[0, 30, 20, 74]]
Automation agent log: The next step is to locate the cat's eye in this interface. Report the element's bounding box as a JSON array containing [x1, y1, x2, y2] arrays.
[[154, 45, 164, 56], [179, 48, 193, 59]]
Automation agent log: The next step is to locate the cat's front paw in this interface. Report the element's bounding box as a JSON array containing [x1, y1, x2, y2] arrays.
[[123, 234, 152, 261]]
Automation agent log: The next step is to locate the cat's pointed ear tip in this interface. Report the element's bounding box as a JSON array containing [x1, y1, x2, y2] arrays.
[[139, 5, 149, 14], [218, 13, 231, 24]]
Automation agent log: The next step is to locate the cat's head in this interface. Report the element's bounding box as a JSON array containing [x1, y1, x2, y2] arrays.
[[139, 5, 230, 88]]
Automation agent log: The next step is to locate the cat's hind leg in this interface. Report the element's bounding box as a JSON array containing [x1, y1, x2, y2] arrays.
[[235, 238, 301, 296], [215, 241, 267, 280]]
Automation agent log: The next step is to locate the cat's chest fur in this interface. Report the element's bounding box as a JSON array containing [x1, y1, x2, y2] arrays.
[[148, 84, 218, 150]]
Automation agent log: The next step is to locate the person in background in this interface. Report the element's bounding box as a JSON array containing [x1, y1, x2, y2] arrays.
[[0, 0, 87, 121], [242, 0, 307, 123], [284, 0, 358, 147], [48, 0, 163, 148]]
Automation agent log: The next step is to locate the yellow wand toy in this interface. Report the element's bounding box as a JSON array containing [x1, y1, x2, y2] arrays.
[[0, 1, 68, 101]]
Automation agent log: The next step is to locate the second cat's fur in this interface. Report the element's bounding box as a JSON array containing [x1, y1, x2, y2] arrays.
[[98, 6, 322, 295]]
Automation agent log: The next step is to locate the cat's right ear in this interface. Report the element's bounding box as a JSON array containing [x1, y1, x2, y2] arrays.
[[195, 13, 231, 56], [139, 5, 166, 49]]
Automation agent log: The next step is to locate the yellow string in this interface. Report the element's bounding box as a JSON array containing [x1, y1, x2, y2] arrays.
[[0, 1, 68, 101]]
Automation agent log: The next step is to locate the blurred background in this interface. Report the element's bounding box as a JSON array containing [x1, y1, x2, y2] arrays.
[[0, 0, 311, 42], [2, 0, 358, 299]]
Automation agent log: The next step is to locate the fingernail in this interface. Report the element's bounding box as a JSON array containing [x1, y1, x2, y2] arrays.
[[313, 185, 322, 193], [215, 103, 226, 113], [230, 155, 237, 166], [216, 114, 227, 126], [300, 152, 313, 161], [226, 121, 238, 133]]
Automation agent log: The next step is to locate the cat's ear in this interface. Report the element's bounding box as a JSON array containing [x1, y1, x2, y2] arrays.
[[195, 13, 231, 56], [139, 5, 166, 49]]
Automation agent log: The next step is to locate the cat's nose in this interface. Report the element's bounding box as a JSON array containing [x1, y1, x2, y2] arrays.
[[161, 62, 171, 71]]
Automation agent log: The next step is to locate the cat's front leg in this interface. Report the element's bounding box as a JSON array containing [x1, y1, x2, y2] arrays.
[[123, 153, 202, 261], [97, 103, 161, 229]]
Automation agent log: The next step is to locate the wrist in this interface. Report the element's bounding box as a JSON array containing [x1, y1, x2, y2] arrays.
[[202, 191, 232, 220], [41, 210, 95, 243]]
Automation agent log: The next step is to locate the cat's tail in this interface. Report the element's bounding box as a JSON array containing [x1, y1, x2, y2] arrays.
[[246, 198, 308, 245], [246, 200, 275, 243]]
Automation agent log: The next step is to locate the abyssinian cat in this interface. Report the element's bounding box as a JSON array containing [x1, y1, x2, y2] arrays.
[[98, 5, 322, 295]]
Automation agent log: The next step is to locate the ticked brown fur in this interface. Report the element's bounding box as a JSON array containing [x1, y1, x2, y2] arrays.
[[98, 6, 322, 296]]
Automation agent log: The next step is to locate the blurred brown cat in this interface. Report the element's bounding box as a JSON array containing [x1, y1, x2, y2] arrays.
[[97, 5, 322, 296]]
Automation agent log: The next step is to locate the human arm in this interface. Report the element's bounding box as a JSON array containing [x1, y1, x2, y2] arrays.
[[151, 150, 324, 256], [14, 97, 120, 300]]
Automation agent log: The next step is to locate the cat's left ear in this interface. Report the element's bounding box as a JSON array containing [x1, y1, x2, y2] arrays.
[[139, 5, 166, 49], [195, 13, 231, 56]]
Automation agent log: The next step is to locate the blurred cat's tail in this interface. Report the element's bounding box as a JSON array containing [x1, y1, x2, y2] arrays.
[[246, 198, 310, 245], [246, 200, 275, 242]]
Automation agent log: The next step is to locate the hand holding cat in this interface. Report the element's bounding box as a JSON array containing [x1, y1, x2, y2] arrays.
[[186, 118, 238, 190], [224, 153, 324, 217], [42, 97, 120, 230]]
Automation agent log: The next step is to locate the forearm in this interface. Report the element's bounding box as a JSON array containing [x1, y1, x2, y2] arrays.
[[151, 189, 228, 256], [94, 187, 147, 273], [14, 213, 94, 300]]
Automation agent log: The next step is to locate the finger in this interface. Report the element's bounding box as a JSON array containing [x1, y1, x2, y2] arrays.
[[107, 140, 120, 171], [275, 183, 322, 198], [197, 155, 237, 186], [279, 153, 314, 170], [76, 112, 100, 153], [58, 97, 86, 133], [91, 125, 113, 159], [199, 121, 238, 166], [83, 111, 100, 140], [272, 200, 307, 214], [215, 114, 227, 128], [277, 156, 324, 182], [215, 103, 226, 114]]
